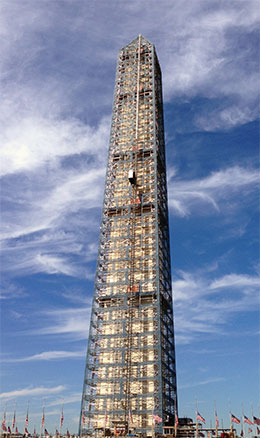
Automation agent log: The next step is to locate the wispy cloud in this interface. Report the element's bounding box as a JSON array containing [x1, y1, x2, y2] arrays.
[[179, 377, 226, 389], [160, 2, 259, 130], [168, 166, 259, 217], [173, 269, 260, 344], [0, 385, 65, 400], [210, 273, 260, 290], [30, 307, 92, 340], [1, 116, 109, 176], [47, 393, 82, 407], [1, 115, 108, 278], [4, 350, 86, 363], [0, 281, 27, 300]]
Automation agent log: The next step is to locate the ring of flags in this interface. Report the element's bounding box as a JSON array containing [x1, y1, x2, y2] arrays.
[[1, 406, 260, 435], [1, 404, 67, 436]]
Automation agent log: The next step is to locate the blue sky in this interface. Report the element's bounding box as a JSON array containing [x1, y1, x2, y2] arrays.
[[0, 0, 259, 434]]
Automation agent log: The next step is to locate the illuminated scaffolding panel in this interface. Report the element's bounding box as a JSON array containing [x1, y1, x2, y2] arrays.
[[79, 35, 177, 438]]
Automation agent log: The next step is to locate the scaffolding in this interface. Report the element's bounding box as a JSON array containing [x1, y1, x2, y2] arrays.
[[79, 35, 177, 438]]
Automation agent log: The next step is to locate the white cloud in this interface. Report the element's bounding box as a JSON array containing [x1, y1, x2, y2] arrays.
[[173, 269, 260, 344], [210, 273, 260, 290], [168, 166, 259, 217], [0, 282, 27, 300], [0, 116, 107, 277], [61, 289, 93, 305], [32, 307, 92, 340], [196, 104, 259, 131], [47, 393, 82, 407], [4, 350, 86, 362], [159, 1, 259, 130], [35, 253, 86, 277], [179, 377, 225, 389], [0, 116, 110, 176], [0, 385, 65, 400]]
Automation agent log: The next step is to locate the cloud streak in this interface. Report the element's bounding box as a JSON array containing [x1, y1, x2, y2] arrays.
[[168, 166, 259, 217], [173, 270, 260, 344], [4, 350, 86, 363], [179, 377, 226, 389], [30, 307, 92, 340], [0, 385, 65, 400], [1, 116, 110, 177]]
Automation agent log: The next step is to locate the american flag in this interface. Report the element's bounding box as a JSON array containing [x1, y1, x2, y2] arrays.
[[254, 417, 260, 426], [8, 426, 11, 434], [153, 414, 162, 423], [44, 428, 49, 435], [25, 412, 29, 427], [12, 412, 16, 429], [215, 411, 219, 427], [2, 410, 6, 427], [197, 413, 206, 424], [243, 416, 254, 425], [60, 409, 64, 428], [2, 423, 7, 432], [231, 414, 240, 424], [25, 428, 29, 435], [175, 412, 179, 427], [15, 427, 19, 434], [41, 409, 45, 427], [257, 426, 260, 434], [67, 429, 70, 437], [82, 413, 86, 425]]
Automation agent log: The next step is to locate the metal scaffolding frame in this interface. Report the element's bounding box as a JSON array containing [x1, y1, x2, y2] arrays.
[[79, 35, 177, 438]]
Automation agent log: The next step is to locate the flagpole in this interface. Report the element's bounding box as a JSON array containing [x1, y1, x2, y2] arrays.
[[241, 404, 245, 438], [175, 395, 178, 438], [59, 400, 64, 437], [41, 401, 45, 438], [25, 400, 29, 435], [2, 404, 7, 434], [251, 402, 257, 437], [12, 401, 16, 432], [214, 401, 218, 438], [229, 400, 232, 434], [196, 398, 199, 438]]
